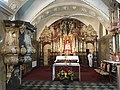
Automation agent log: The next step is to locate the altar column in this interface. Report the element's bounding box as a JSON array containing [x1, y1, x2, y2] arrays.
[[51, 40, 53, 52], [119, 34, 120, 52], [81, 38, 85, 52], [113, 34, 116, 52], [84, 41, 86, 52], [78, 39, 80, 53], [76, 38, 78, 53], [80, 40, 83, 52], [60, 37, 62, 55], [74, 37, 76, 55], [53, 41, 55, 52]]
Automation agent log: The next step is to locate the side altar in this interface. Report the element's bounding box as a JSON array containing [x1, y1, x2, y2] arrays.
[[52, 56, 80, 81]]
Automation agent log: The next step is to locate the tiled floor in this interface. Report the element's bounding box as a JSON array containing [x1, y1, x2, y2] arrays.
[[19, 80, 118, 90]]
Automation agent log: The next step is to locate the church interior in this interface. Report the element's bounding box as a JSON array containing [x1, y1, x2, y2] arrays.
[[0, 0, 120, 90]]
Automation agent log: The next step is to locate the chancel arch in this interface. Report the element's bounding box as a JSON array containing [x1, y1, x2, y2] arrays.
[[39, 18, 98, 65], [1, 0, 120, 90]]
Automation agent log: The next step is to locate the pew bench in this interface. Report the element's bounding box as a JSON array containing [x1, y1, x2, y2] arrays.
[[94, 61, 111, 82]]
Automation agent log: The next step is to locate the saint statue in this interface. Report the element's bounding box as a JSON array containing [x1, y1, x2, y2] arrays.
[[65, 41, 70, 50]]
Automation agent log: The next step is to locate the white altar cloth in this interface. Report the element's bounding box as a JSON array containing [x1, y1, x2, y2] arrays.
[[52, 56, 80, 81]]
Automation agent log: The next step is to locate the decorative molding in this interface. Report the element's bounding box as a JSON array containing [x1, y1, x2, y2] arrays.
[[0, 1, 14, 16], [116, 0, 120, 3], [9, 2, 18, 11]]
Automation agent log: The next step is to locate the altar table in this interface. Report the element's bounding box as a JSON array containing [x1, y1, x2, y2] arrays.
[[52, 56, 80, 81]]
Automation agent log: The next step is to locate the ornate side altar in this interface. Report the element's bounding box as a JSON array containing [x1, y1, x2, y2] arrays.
[[52, 56, 80, 81]]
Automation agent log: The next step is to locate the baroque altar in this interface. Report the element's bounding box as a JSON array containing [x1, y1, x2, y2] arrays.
[[39, 18, 98, 66]]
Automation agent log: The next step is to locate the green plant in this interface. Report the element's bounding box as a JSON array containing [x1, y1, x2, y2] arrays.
[[57, 66, 76, 80]]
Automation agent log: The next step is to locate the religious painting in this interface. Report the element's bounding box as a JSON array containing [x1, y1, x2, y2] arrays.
[[63, 36, 72, 54]]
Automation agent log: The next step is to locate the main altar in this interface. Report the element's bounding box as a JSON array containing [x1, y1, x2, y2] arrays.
[[52, 56, 80, 81], [38, 18, 98, 66]]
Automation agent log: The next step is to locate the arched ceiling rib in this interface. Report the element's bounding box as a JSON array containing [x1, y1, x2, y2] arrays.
[[16, 0, 55, 21], [30, 1, 110, 40], [7, 0, 112, 41], [32, 2, 109, 25], [15, 0, 109, 22]]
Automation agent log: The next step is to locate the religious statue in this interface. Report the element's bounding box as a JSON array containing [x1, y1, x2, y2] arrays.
[[65, 41, 70, 50]]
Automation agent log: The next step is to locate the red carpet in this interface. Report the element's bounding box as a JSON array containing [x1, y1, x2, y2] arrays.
[[22, 65, 110, 83]]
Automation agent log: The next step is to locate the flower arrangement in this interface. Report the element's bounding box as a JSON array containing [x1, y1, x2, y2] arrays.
[[57, 66, 76, 80]]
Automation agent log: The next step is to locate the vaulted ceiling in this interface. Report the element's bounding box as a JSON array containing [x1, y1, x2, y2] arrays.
[[2, 0, 119, 40]]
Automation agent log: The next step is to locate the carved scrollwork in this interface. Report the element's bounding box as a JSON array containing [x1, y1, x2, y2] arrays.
[[24, 30, 34, 54], [4, 55, 18, 65], [21, 22, 36, 63], [0, 20, 36, 83], [20, 45, 26, 55], [1, 24, 20, 60]]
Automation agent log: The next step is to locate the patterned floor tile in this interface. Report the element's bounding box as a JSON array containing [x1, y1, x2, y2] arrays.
[[19, 80, 118, 90]]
